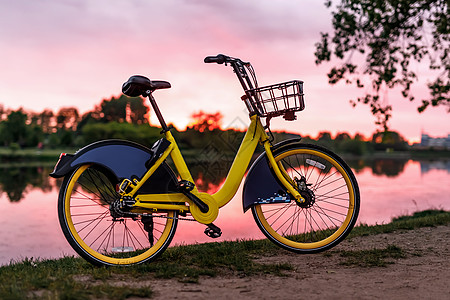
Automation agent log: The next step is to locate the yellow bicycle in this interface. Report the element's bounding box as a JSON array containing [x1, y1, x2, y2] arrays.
[[51, 54, 360, 266]]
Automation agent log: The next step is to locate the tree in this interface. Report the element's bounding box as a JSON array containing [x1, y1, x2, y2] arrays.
[[94, 95, 149, 124], [189, 111, 223, 132], [316, 131, 334, 149], [81, 122, 161, 145], [315, 0, 449, 129], [56, 107, 80, 131], [38, 109, 55, 133], [1, 109, 28, 146], [354, 133, 366, 141], [372, 130, 408, 150], [317, 131, 333, 142], [26, 125, 43, 147], [339, 138, 366, 155], [335, 132, 351, 142], [0, 104, 5, 121]]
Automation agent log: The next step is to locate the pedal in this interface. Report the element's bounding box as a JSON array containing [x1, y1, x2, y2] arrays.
[[204, 223, 222, 238]]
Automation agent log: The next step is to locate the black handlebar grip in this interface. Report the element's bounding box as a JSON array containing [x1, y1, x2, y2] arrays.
[[204, 54, 227, 64]]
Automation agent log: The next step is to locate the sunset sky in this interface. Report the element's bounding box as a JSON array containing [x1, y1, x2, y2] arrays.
[[0, 0, 448, 143]]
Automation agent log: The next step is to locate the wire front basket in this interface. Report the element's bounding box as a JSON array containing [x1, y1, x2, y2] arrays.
[[246, 80, 305, 121]]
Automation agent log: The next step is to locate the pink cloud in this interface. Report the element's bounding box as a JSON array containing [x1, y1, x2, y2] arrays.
[[0, 0, 447, 141]]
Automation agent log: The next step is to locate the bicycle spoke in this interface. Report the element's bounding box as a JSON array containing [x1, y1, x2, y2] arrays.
[[276, 206, 300, 234], [266, 203, 296, 227], [311, 205, 337, 230], [73, 210, 109, 228], [315, 192, 350, 202], [313, 204, 347, 222], [317, 184, 349, 200], [91, 221, 115, 251], [71, 203, 108, 208], [124, 220, 146, 250], [313, 172, 343, 191], [86, 170, 115, 204], [263, 202, 293, 221], [81, 211, 111, 241], [98, 222, 115, 253], [316, 198, 350, 209]]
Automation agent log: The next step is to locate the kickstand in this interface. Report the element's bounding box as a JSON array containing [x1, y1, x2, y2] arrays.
[[204, 223, 222, 238]]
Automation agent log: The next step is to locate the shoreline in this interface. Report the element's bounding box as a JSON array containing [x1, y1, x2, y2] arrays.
[[0, 146, 449, 163]]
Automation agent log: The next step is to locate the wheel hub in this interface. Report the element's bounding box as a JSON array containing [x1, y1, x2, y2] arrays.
[[297, 189, 315, 208], [294, 176, 315, 208], [110, 196, 136, 219]]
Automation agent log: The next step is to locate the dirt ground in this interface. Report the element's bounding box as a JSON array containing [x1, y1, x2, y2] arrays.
[[127, 225, 450, 299]]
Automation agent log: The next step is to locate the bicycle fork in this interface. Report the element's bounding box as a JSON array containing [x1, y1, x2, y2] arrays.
[[263, 141, 306, 204]]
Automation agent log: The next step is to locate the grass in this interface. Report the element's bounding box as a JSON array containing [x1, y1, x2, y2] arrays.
[[0, 257, 153, 300], [130, 238, 293, 281], [349, 209, 450, 238], [1, 209, 449, 299], [0, 240, 291, 299]]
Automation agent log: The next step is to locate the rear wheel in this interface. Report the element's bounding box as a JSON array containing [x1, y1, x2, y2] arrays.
[[251, 144, 359, 253], [58, 164, 177, 266]]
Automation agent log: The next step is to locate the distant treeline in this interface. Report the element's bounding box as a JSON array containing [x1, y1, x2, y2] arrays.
[[0, 95, 409, 155]]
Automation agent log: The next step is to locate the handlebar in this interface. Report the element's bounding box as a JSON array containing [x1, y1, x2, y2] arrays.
[[204, 54, 260, 116], [203, 54, 248, 66], [205, 54, 304, 124], [204, 54, 227, 64]]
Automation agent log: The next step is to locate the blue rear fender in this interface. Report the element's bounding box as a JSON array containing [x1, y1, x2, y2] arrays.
[[50, 139, 178, 193]]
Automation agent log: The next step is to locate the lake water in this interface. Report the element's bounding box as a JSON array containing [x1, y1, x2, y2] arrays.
[[1, 158, 449, 265]]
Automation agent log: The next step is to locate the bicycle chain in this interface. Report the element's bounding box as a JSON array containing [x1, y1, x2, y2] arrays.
[[112, 198, 196, 222], [118, 210, 197, 222], [151, 214, 196, 222]]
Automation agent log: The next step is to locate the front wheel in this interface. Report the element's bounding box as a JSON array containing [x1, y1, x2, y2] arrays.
[[58, 164, 178, 266], [251, 143, 360, 253]]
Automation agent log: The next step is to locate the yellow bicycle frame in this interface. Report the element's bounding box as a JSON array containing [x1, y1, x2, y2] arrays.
[[120, 114, 303, 224]]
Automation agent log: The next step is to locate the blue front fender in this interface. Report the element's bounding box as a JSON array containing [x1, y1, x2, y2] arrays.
[[242, 138, 301, 212]]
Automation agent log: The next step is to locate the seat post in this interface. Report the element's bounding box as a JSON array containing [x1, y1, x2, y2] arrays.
[[147, 92, 169, 132]]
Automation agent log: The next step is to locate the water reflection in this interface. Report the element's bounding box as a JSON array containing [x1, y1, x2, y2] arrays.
[[1, 158, 449, 265], [347, 158, 408, 177], [2, 158, 447, 203], [420, 159, 450, 174], [347, 158, 450, 177], [0, 165, 60, 202]]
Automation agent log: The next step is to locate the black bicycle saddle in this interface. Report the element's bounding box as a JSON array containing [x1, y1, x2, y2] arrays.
[[122, 75, 171, 97]]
